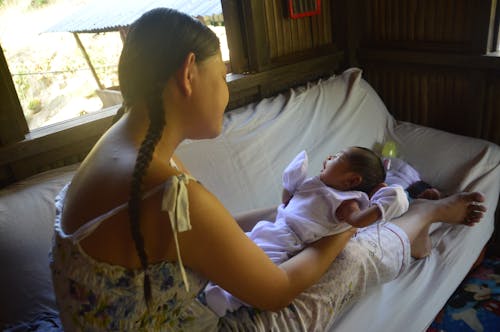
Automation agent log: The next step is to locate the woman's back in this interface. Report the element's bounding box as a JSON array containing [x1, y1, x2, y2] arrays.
[[60, 114, 182, 268], [51, 182, 217, 331]]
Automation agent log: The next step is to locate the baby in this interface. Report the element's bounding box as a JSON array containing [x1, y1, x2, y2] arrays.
[[204, 147, 409, 317]]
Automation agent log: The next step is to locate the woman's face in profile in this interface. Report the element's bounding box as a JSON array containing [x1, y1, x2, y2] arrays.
[[185, 51, 229, 140]]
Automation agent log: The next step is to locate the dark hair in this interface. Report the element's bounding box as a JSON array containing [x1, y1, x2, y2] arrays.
[[406, 180, 433, 198], [117, 8, 220, 307], [348, 147, 386, 194]]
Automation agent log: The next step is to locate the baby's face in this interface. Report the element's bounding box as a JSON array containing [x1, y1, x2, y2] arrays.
[[319, 149, 354, 190]]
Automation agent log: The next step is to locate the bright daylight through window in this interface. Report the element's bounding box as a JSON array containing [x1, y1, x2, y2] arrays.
[[0, 0, 229, 131]]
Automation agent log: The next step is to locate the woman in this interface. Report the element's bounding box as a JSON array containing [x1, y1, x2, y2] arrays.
[[50, 8, 486, 331]]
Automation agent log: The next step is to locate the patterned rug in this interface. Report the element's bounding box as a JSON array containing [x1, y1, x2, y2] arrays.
[[427, 246, 500, 332]]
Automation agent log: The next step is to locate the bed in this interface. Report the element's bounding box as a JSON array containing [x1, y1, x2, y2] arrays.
[[1, 68, 499, 331]]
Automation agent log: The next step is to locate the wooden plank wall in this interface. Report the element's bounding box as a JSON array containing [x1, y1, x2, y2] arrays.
[[361, 64, 494, 141], [263, 0, 333, 59], [356, 0, 500, 146], [485, 74, 500, 144], [363, 0, 475, 48]]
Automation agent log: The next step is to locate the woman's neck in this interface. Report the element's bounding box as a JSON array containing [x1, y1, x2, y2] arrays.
[[122, 104, 184, 162]]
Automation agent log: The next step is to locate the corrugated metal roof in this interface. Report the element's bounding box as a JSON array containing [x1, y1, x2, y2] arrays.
[[45, 0, 222, 33]]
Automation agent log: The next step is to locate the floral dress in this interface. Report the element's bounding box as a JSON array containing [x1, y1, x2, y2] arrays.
[[50, 174, 219, 331]]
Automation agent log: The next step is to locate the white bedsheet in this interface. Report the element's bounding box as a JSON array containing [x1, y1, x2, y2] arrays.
[[177, 68, 500, 331]]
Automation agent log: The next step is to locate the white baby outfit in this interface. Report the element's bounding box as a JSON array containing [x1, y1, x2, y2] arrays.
[[205, 150, 409, 317]]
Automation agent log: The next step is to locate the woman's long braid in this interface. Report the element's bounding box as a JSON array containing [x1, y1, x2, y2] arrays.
[[128, 90, 165, 308], [117, 7, 221, 310]]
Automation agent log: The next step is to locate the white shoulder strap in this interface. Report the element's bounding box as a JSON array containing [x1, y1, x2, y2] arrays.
[[69, 183, 164, 242], [161, 173, 196, 293]]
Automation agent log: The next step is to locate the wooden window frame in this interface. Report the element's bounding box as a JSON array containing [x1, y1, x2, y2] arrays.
[[0, 46, 29, 146]]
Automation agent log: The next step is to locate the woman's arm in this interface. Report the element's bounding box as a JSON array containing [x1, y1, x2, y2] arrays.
[[178, 180, 355, 311]]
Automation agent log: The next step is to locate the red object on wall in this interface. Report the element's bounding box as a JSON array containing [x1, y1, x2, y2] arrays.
[[288, 0, 321, 19]]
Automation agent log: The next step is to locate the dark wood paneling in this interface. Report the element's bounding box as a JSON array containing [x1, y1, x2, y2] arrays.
[[360, 0, 495, 53], [357, 0, 499, 145], [361, 62, 499, 146], [484, 75, 500, 144]]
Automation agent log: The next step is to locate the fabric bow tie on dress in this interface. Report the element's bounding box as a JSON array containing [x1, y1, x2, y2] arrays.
[[162, 174, 192, 292]]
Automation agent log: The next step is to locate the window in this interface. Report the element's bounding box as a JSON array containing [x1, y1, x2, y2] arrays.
[[0, 0, 229, 133], [0, 0, 121, 131], [204, 13, 230, 62]]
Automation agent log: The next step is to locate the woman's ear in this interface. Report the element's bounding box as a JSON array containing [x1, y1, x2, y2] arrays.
[[177, 52, 196, 96]]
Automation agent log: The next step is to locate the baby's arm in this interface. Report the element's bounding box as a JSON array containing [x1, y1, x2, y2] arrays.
[[370, 185, 409, 221], [336, 200, 382, 228]]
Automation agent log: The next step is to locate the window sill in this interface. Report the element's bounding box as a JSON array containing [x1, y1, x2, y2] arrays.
[[26, 105, 120, 140], [25, 72, 247, 141]]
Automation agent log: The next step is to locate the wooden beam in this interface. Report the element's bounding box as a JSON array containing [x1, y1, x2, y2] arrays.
[[0, 45, 29, 146], [240, 0, 271, 72], [359, 49, 500, 70], [221, 0, 249, 73], [73, 33, 104, 90]]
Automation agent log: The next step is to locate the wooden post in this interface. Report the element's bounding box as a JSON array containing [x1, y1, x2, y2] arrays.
[[0, 45, 29, 144], [73, 33, 104, 90]]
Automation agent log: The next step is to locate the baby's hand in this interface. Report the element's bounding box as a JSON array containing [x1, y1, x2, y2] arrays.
[[336, 199, 360, 221]]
